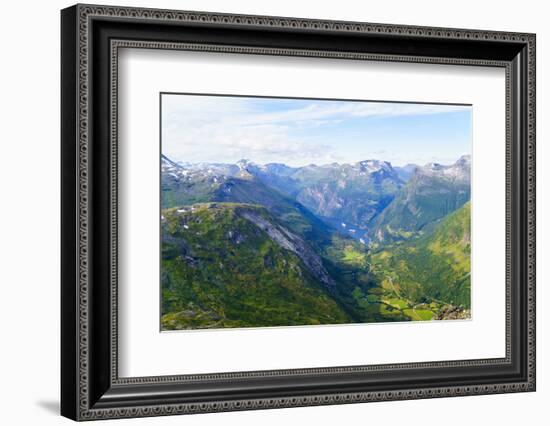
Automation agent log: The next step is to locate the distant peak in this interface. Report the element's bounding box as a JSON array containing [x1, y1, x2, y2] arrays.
[[359, 159, 391, 166], [426, 162, 443, 169], [161, 154, 181, 169], [236, 159, 254, 170], [455, 154, 472, 165], [416, 155, 471, 181], [423, 155, 471, 170], [357, 159, 393, 173]]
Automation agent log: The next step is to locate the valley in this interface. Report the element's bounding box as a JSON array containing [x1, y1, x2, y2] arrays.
[[160, 154, 472, 330]]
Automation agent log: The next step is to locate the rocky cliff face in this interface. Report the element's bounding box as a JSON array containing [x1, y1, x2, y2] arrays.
[[238, 208, 336, 289]]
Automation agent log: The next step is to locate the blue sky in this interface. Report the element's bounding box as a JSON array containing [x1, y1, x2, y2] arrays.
[[161, 94, 471, 167]]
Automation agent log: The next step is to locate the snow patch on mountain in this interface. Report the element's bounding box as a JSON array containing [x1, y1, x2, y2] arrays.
[[418, 155, 471, 181]]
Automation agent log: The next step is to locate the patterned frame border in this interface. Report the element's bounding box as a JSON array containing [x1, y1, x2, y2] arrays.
[[72, 4, 535, 420]]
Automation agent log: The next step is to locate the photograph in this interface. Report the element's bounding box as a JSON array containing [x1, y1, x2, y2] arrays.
[[160, 94, 472, 330], [57, 3, 536, 421]]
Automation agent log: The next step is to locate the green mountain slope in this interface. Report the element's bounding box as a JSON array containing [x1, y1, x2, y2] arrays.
[[214, 175, 337, 249], [367, 202, 471, 319], [370, 156, 470, 243], [160, 155, 472, 327], [161, 159, 336, 250], [161, 203, 351, 330]]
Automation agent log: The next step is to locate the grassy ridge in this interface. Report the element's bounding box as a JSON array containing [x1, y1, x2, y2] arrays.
[[161, 203, 351, 330], [368, 202, 471, 312]]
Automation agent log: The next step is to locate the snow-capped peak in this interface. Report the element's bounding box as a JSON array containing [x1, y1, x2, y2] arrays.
[[236, 159, 254, 170], [161, 154, 183, 172], [357, 159, 393, 173], [418, 155, 471, 181], [455, 154, 471, 167]]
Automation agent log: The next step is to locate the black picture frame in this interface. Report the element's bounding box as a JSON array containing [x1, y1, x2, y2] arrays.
[[61, 4, 536, 421]]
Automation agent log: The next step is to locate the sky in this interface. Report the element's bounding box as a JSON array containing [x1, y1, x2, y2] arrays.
[[161, 94, 472, 167]]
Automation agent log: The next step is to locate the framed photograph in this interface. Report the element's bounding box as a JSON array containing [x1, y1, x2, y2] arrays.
[[61, 4, 536, 421]]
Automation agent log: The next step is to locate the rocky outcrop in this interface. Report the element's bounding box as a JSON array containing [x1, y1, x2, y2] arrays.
[[238, 209, 336, 289]]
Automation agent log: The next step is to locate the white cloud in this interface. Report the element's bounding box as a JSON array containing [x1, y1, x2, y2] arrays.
[[161, 94, 470, 166], [239, 101, 468, 125]]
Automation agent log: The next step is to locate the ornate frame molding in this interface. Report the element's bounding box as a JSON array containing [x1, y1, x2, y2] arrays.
[[61, 4, 536, 421]]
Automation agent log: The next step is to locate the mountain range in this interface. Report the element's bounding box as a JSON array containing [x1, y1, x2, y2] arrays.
[[160, 153, 472, 329]]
